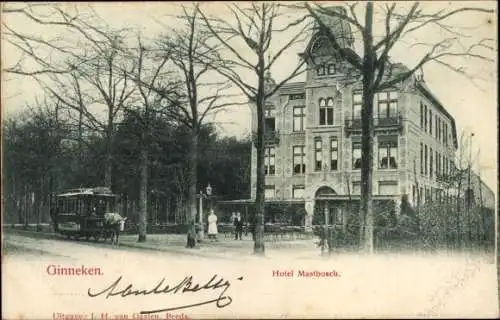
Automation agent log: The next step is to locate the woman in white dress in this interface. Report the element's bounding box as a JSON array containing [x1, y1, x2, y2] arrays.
[[207, 209, 218, 241]]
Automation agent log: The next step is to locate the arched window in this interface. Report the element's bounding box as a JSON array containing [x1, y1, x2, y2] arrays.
[[319, 97, 334, 126], [315, 186, 336, 198], [319, 98, 326, 107]]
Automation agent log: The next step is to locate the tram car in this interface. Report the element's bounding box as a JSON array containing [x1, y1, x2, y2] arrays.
[[51, 187, 121, 241]]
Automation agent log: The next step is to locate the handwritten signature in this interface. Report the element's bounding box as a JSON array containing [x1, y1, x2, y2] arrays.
[[88, 274, 244, 314]]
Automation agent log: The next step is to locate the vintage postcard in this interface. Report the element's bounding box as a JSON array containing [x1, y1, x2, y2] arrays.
[[2, 1, 498, 319]]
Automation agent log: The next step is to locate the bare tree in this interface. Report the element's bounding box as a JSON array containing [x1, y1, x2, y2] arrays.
[[124, 35, 177, 242], [151, 4, 245, 246], [302, 1, 494, 253], [3, 4, 136, 188], [199, 2, 311, 254]]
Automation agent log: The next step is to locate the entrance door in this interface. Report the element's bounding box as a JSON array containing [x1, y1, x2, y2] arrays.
[[313, 200, 339, 226]]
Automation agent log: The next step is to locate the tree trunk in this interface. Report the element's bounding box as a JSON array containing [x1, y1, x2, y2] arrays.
[[104, 115, 114, 188], [137, 147, 148, 242], [360, 91, 375, 254], [253, 93, 266, 255], [360, 2, 375, 254], [187, 128, 198, 247]]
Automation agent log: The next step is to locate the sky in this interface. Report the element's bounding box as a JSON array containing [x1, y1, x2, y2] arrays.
[[1, 1, 498, 192]]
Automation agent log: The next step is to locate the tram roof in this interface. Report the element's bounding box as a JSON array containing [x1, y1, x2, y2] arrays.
[[56, 187, 118, 198]]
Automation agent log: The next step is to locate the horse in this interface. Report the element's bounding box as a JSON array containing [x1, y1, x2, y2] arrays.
[[103, 212, 127, 246]]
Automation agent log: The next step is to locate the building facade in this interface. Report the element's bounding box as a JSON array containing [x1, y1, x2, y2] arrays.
[[249, 14, 461, 230]]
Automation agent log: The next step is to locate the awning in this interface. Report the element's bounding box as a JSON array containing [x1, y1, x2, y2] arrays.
[[315, 195, 400, 201], [217, 199, 305, 205]]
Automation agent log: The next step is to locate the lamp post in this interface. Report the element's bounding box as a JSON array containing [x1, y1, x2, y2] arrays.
[[198, 190, 204, 240], [198, 183, 212, 241]]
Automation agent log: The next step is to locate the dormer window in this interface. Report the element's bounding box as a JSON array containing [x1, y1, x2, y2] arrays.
[[316, 65, 325, 76], [327, 63, 336, 75], [316, 63, 336, 77]]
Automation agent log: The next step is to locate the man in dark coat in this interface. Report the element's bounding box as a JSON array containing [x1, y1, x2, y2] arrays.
[[234, 211, 243, 240]]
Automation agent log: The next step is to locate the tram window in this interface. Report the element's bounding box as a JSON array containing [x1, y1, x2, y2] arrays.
[[76, 199, 85, 215], [94, 199, 105, 215]]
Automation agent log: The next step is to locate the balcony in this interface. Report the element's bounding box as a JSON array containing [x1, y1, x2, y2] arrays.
[[252, 130, 280, 146], [345, 115, 403, 136]]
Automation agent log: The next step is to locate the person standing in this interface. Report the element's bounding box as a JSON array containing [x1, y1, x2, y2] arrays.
[[207, 209, 218, 241], [234, 211, 243, 240], [230, 212, 236, 238]]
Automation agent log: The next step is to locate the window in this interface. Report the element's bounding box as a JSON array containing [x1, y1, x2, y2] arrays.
[[424, 104, 428, 132], [420, 143, 424, 175], [334, 208, 343, 225], [353, 92, 362, 120], [290, 93, 305, 100], [330, 137, 338, 171], [437, 152, 441, 176], [430, 147, 433, 178], [441, 154, 444, 175], [420, 102, 424, 129], [377, 91, 398, 118], [440, 119, 443, 143], [435, 115, 438, 139], [319, 98, 334, 126], [379, 181, 398, 195], [314, 138, 322, 171], [429, 109, 433, 135], [292, 185, 305, 199], [352, 142, 361, 169], [441, 154, 448, 175], [316, 65, 325, 76], [378, 138, 398, 169], [438, 118, 441, 142], [265, 116, 275, 132], [264, 147, 275, 175], [293, 106, 305, 132], [293, 146, 306, 174], [352, 181, 361, 195], [441, 154, 444, 176], [265, 185, 275, 199], [327, 63, 336, 75], [424, 145, 428, 176], [444, 123, 448, 145]]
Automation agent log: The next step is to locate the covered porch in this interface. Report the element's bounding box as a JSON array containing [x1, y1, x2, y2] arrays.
[[215, 198, 306, 226]]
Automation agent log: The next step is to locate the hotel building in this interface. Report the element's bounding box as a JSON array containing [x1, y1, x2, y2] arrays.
[[247, 12, 460, 230]]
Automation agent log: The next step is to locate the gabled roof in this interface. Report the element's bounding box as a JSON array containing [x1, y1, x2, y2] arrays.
[[312, 6, 354, 48], [278, 82, 306, 95]]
